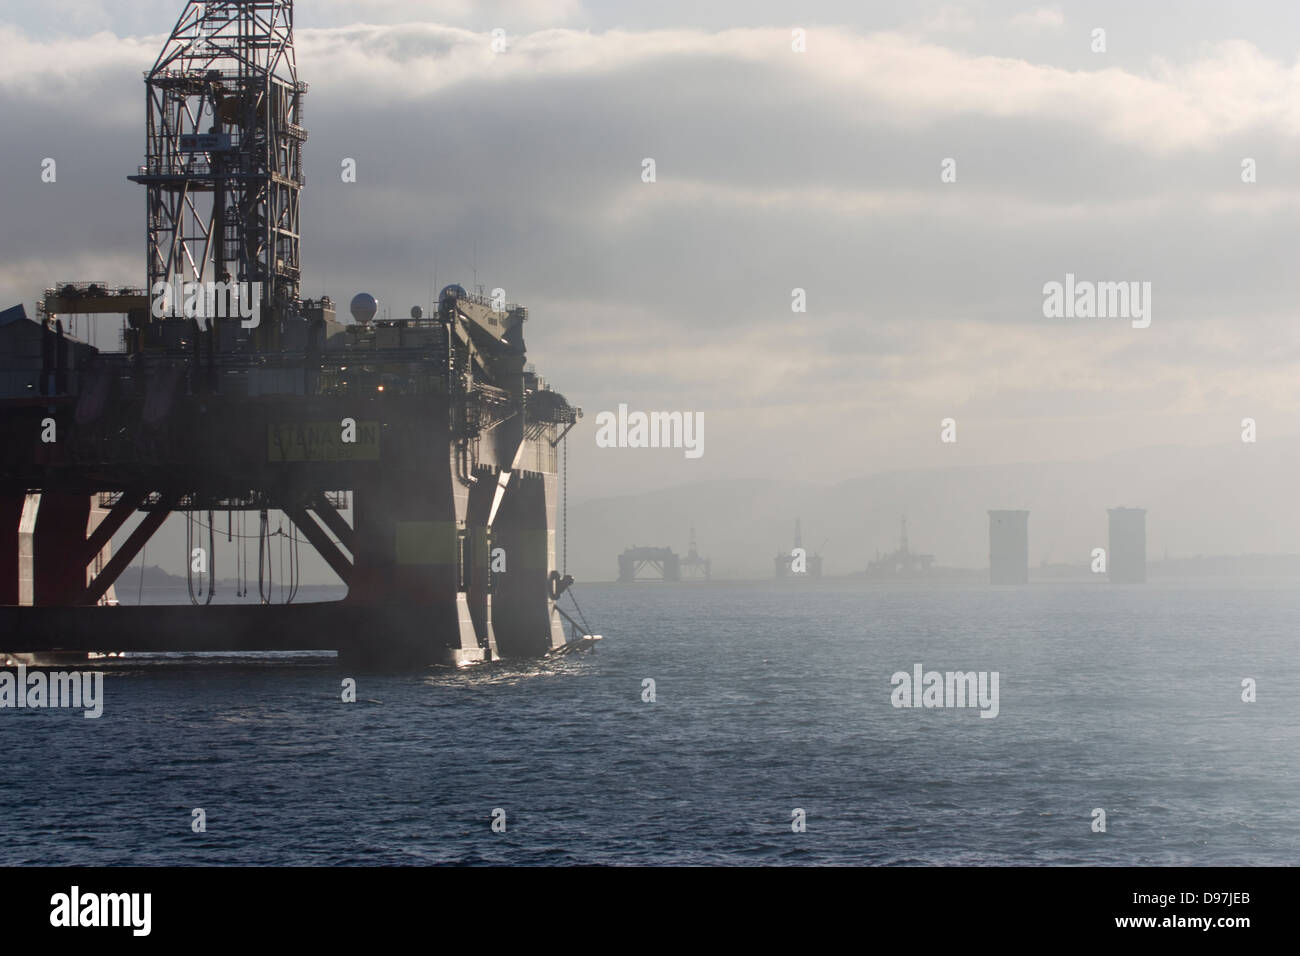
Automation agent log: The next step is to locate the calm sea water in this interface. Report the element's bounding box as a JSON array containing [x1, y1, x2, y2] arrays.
[[0, 579, 1296, 865]]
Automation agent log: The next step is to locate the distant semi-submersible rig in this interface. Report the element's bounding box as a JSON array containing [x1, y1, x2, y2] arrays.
[[0, 0, 584, 667]]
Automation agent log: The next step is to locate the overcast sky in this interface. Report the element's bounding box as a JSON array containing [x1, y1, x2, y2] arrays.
[[2, 0, 1299, 505]]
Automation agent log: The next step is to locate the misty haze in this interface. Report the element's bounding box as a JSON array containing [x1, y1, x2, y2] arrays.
[[0, 0, 1294, 909]]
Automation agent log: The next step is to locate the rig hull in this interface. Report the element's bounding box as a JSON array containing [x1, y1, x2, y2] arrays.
[[0, 310, 575, 669]]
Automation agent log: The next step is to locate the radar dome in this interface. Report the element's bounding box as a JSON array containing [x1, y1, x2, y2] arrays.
[[350, 292, 378, 325]]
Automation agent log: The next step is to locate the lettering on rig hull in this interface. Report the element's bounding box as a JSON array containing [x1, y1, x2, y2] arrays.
[[267, 421, 381, 462]]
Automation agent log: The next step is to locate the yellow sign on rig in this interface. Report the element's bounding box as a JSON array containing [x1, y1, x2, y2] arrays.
[[267, 421, 381, 462]]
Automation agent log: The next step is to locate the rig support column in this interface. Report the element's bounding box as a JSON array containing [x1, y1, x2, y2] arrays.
[[32, 492, 90, 606], [0, 493, 23, 605]]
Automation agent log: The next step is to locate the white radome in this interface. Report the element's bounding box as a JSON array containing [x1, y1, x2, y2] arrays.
[[350, 292, 378, 325]]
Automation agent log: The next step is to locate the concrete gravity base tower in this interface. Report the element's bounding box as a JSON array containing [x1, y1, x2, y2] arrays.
[[0, 1, 580, 668], [1107, 507, 1147, 584], [988, 510, 1029, 585]]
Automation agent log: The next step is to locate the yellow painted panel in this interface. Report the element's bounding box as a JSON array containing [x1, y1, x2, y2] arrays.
[[518, 528, 551, 569], [396, 520, 457, 565], [267, 421, 380, 462]]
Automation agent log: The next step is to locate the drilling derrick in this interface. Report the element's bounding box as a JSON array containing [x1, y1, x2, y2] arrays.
[[129, 0, 306, 341]]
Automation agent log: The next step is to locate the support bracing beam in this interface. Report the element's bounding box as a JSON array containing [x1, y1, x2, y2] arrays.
[[78, 494, 177, 606], [80, 489, 149, 569], [286, 507, 353, 587], [307, 492, 354, 554]]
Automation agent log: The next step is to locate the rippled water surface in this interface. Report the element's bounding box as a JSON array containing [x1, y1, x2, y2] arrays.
[[1, 580, 1296, 865]]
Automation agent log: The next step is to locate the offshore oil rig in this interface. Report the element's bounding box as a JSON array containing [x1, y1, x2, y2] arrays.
[[864, 517, 934, 578], [616, 528, 711, 582], [774, 518, 823, 578], [0, 0, 583, 667]]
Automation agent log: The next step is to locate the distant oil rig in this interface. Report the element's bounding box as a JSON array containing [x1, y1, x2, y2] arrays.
[[774, 518, 823, 578], [617, 528, 711, 581], [864, 517, 933, 578], [0, 0, 586, 667]]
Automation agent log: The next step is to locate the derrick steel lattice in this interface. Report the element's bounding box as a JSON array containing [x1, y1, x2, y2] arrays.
[[129, 1, 307, 321]]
